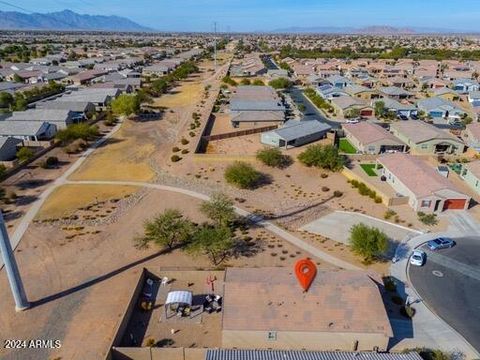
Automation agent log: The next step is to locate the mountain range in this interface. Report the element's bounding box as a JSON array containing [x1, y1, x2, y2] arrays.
[[0, 10, 152, 32]]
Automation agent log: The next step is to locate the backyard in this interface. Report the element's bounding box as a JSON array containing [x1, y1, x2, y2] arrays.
[[339, 138, 357, 154], [360, 163, 380, 176]]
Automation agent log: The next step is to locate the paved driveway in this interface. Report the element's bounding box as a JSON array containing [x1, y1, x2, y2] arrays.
[[409, 236, 480, 352], [301, 211, 418, 256]]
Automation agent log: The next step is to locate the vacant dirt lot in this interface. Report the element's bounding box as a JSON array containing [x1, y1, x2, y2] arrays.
[[36, 184, 139, 220], [0, 189, 326, 360]]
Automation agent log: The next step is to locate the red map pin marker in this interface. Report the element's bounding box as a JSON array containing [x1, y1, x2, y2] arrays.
[[294, 258, 317, 292]]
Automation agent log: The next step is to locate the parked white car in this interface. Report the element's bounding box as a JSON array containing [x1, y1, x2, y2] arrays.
[[345, 118, 360, 124], [409, 250, 426, 266]]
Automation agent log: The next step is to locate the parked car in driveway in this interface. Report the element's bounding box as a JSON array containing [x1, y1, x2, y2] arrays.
[[410, 250, 426, 266], [427, 237, 456, 250], [346, 118, 360, 124]]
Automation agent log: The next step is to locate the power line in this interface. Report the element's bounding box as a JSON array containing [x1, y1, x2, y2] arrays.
[[0, 0, 32, 13]]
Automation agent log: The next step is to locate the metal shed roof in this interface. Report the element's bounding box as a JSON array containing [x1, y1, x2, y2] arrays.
[[165, 291, 192, 306], [206, 350, 423, 360]]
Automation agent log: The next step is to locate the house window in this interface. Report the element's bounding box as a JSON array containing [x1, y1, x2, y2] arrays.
[[267, 331, 277, 341], [476, 180, 479, 188], [421, 200, 432, 208]]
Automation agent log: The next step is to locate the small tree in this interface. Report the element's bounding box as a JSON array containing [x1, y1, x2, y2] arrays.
[[224, 161, 262, 189], [200, 193, 236, 227], [186, 225, 233, 265], [349, 223, 388, 261], [252, 79, 264, 86], [374, 101, 386, 117], [111, 94, 141, 116], [0, 92, 14, 108], [256, 147, 291, 168], [135, 209, 193, 250], [16, 147, 34, 163], [268, 77, 293, 90], [298, 144, 345, 171], [345, 108, 361, 119], [55, 123, 99, 143]]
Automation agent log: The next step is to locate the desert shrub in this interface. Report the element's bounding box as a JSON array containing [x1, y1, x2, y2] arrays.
[[349, 223, 388, 261], [384, 209, 397, 220], [181, 138, 189, 145], [401, 305, 416, 318], [383, 276, 396, 292], [16, 147, 34, 163], [224, 161, 262, 189], [298, 144, 344, 171], [321, 186, 330, 192], [256, 147, 291, 168], [171, 155, 181, 162], [333, 190, 343, 197], [417, 212, 438, 226], [181, 149, 189, 154], [172, 147, 181, 152]]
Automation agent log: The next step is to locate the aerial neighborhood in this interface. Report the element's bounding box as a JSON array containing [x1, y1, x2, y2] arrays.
[[0, 7, 480, 360]]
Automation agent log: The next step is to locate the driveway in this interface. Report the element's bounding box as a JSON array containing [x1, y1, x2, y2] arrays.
[[288, 87, 341, 129], [301, 211, 419, 256], [409, 236, 480, 352]]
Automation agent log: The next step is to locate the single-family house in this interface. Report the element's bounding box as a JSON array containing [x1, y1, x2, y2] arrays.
[[0, 121, 57, 141], [463, 122, 480, 151], [326, 75, 351, 89], [379, 86, 414, 100], [468, 91, 480, 106], [316, 85, 348, 100], [378, 153, 470, 212], [430, 87, 460, 102], [7, 109, 76, 129], [261, 120, 331, 148], [331, 96, 374, 118], [452, 79, 479, 94], [460, 161, 480, 195], [343, 122, 406, 154], [416, 97, 466, 120], [59, 88, 120, 110], [0, 137, 22, 161], [390, 120, 465, 155], [344, 85, 380, 100], [373, 98, 417, 118], [36, 100, 96, 120]]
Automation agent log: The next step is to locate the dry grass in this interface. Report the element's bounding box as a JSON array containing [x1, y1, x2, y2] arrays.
[[153, 81, 203, 108], [37, 184, 138, 220], [69, 121, 155, 182]]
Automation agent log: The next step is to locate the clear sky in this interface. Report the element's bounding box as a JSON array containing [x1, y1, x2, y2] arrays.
[[2, 0, 480, 32]]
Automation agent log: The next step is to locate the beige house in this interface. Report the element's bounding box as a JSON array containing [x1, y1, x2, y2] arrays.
[[463, 122, 480, 152], [378, 153, 470, 212], [390, 121, 465, 155], [222, 267, 393, 352], [344, 85, 380, 100], [343, 122, 406, 154], [460, 160, 480, 195], [331, 96, 374, 118]]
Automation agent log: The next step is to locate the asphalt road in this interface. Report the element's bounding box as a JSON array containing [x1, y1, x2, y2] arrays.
[[288, 87, 341, 129], [409, 236, 480, 352]]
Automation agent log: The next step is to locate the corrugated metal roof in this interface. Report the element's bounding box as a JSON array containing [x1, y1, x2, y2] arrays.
[[206, 350, 423, 360], [273, 120, 331, 141]]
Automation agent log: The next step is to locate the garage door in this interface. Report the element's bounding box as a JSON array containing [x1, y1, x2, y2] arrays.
[[361, 109, 373, 117], [443, 199, 466, 210]]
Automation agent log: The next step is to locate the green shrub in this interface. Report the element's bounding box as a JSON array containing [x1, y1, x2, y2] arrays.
[[16, 147, 34, 163], [383, 276, 396, 292], [401, 305, 416, 318], [384, 209, 397, 220], [224, 161, 262, 189], [298, 144, 345, 171], [256, 147, 291, 168], [349, 223, 388, 261]]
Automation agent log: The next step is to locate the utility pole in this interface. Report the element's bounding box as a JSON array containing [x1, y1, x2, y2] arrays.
[[213, 21, 217, 71], [0, 212, 29, 311]]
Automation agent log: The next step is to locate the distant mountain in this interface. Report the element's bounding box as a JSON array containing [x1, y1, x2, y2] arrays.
[[269, 25, 474, 34], [0, 10, 152, 32]]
